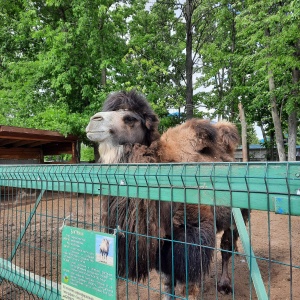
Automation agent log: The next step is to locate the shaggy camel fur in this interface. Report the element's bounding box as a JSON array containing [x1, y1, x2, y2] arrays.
[[86, 90, 245, 298], [128, 118, 246, 296], [86, 90, 161, 283]]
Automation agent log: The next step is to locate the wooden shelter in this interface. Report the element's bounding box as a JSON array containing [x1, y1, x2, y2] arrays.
[[0, 125, 79, 163]]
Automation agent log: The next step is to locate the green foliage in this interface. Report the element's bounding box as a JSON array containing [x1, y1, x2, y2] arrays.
[[0, 0, 189, 136], [0, 0, 130, 137], [0, 0, 298, 156], [80, 144, 95, 162], [123, 1, 187, 115], [44, 154, 72, 162], [235, 0, 300, 146], [159, 113, 184, 133], [235, 123, 260, 145], [197, 0, 299, 153]]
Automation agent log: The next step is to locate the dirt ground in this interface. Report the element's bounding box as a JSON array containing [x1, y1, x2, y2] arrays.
[[0, 191, 299, 299]]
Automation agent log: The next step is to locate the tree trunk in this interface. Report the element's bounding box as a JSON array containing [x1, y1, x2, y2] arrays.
[[270, 131, 275, 161], [99, 14, 107, 88], [264, 28, 286, 161], [268, 69, 286, 161], [288, 111, 297, 161], [185, 0, 194, 119], [288, 67, 299, 161], [101, 68, 107, 86], [259, 121, 271, 160], [238, 102, 248, 162]]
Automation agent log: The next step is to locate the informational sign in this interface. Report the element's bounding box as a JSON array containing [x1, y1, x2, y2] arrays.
[[61, 226, 116, 300]]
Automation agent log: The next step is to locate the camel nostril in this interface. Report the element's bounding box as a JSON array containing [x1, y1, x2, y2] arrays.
[[92, 116, 103, 121]]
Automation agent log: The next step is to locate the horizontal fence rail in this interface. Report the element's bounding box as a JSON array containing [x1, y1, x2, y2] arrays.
[[0, 162, 299, 215], [0, 162, 299, 300]]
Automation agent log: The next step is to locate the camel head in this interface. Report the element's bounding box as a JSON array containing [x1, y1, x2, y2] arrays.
[[157, 119, 239, 163], [156, 119, 217, 162], [86, 110, 149, 145], [86, 90, 160, 163]]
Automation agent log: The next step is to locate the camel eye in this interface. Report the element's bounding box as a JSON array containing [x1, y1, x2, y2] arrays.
[[123, 115, 137, 124]]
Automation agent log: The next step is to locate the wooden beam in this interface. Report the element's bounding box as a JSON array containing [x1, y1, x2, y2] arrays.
[[70, 141, 78, 163], [27, 141, 50, 148], [0, 148, 41, 160], [0, 125, 77, 142], [0, 140, 18, 146], [9, 140, 38, 147]]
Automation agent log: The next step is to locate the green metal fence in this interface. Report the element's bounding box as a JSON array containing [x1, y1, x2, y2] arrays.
[[0, 162, 299, 299]]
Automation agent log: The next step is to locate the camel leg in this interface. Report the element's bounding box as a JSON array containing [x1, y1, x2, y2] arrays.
[[217, 227, 239, 294], [177, 282, 200, 300], [188, 284, 200, 300], [162, 273, 175, 300], [85, 195, 92, 225]]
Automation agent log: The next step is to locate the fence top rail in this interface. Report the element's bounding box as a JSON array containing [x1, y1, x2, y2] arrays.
[[0, 162, 299, 215]]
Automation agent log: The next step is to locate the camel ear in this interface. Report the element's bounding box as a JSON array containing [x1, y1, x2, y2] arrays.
[[144, 114, 160, 144], [214, 121, 240, 153], [145, 114, 159, 130]]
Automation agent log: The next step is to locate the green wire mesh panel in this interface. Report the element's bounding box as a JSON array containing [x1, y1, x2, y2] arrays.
[[0, 162, 299, 299]]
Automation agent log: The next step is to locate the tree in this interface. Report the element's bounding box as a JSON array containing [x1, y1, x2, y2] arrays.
[[182, 0, 215, 119], [125, 0, 216, 120], [199, 0, 299, 160], [123, 0, 187, 117], [0, 0, 131, 140], [236, 0, 300, 161], [184, 0, 194, 119], [197, 0, 251, 157], [197, 1, 244, 122]]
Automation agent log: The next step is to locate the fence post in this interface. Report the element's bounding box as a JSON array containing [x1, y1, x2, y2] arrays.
[[233, 208, 268, 300]]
